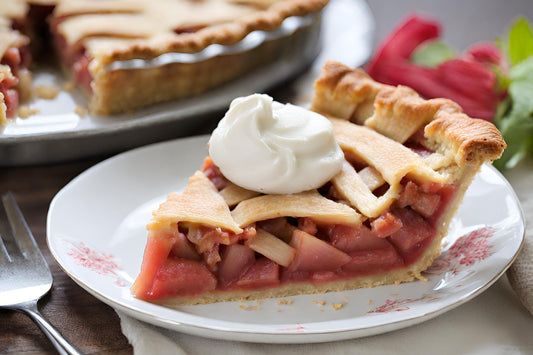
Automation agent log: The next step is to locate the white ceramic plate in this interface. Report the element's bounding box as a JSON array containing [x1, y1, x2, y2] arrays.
[[47, 135, 525, 344]]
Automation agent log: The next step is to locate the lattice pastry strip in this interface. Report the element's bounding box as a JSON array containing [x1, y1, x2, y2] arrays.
[[357, 166, 385, 191], [331, 118, 447, 184], [231, 190, 363, 228], [149, 171, 243, 234], [331, 161, 400, 218], [219, 182, 260, 207], [55, 0, 256, 47]]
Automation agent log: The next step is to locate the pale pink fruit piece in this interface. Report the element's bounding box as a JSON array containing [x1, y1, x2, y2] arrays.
[[218, 243, 256, 287], [288, 230, 351, 272]]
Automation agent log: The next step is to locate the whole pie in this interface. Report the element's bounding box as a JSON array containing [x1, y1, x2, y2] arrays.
[[0, 0, 327, 123], [131, 61, 506, 305]]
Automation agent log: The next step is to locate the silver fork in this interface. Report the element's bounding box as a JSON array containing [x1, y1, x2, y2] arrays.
[[0, 192, 82, 355]]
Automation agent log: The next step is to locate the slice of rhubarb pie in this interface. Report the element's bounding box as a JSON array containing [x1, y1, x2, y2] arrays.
[[132, 61, 506, 305]]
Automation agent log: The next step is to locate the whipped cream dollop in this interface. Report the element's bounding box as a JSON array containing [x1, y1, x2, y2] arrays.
[[208, 94, 344, 194]]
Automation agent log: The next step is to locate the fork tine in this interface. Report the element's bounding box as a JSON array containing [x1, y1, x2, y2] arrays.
[[0, 233, 11, 264], [1, 192, 43, 261], [0, 194, 21, 261]]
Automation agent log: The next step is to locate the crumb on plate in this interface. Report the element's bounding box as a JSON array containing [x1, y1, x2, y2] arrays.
[[17, 105, 40, 118], [239, 305, 259, 311], [277, 299, 293, 306], [75, 106, 87, 117], [33, 84, 60, 100], [62, 81, 75, 92], [331, 303, 344, 310]]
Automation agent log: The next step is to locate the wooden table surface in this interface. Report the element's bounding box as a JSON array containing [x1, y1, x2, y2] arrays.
[[0, 158, 134, 354]]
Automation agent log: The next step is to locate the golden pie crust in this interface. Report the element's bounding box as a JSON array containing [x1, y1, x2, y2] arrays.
[[134, 61, 506, 305], [312, 61, 506, 167]]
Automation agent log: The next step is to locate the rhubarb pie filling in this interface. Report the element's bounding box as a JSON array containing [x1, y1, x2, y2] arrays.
[[1, 0, 55, 124], [132, 62, 506, 305], [0, 23, 31, 123]]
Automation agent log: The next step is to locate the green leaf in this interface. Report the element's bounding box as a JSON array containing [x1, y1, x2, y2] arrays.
[[509, 55, 533, 81], [411, 41, 455, 67], [494, 130, 533, 170], [494, 96, 511, 125], [495, 79, 533, 169], [508, 17, 533, 66], [492, 17, 533, 170], [505, 79, 533, 123]]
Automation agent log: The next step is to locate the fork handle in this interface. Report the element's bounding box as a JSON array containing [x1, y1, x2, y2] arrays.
[[17, 301, 83, 355]]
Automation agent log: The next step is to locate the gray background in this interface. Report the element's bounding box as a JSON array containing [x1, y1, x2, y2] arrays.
[[368, 0, 533, 51]]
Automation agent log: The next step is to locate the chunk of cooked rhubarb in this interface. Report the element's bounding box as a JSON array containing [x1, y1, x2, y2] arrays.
[[310, 271, 337, 283], [202, 157, 228, 190], [235, 257, 280, 288], [1, 48, 22, 75], [170, 232, 201, 260], [0, 67, 19, 120], [185, 223, 232, 253], [256, 218, 295, 243], [149, 258, 217, 300], [245, 228, 296, 267], [288, 230, 351, 272], [3, 89, 18, 118], [328, 224, 393, 252], [218, 243, 255, 287], [72, 52, 93, 93], [397, 181, 441, 218], [371, 211, 403, 238], [203, 244, 221, 271], [388, 207, 434, 253], [297, 218, 318, 236], [131, 230, 177, 298], [342, 245, 404, 273]]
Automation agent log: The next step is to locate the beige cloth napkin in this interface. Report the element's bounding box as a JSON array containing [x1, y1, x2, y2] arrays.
[[505, 157, 533, 315]]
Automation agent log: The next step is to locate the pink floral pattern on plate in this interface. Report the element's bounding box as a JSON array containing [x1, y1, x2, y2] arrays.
[[277, 324, 307, 332], [67, 241, 127, 287], [368, 226, 496, 314], [425, 226, 495, 276], [368, 294, 439, 314]]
